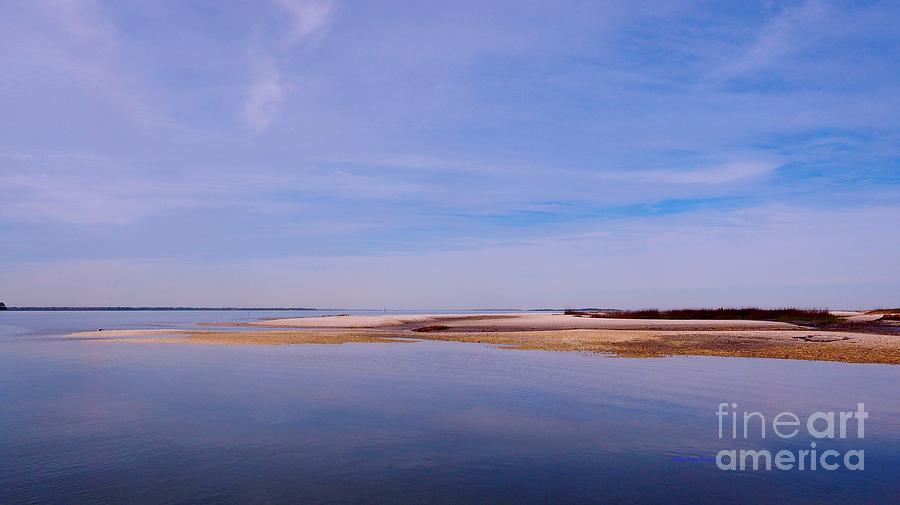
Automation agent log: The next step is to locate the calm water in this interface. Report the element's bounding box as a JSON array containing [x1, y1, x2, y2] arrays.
[[1, 311, 898, 504]]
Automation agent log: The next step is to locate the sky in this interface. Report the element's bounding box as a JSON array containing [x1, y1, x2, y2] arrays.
[[1, 0, 899, 309]]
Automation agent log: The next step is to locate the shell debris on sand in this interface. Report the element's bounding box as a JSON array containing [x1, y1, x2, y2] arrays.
[[67, 312, 900, 365]]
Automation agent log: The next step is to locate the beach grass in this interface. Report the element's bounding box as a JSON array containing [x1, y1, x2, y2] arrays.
[[565, 307, 841, 326], [867, 308, 900, 315]]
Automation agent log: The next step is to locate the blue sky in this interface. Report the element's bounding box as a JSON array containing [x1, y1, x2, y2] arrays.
[[1, 0, 899, 308]]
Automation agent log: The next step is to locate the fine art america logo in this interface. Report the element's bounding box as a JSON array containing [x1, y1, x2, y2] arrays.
[[715, 402, 867, 471]]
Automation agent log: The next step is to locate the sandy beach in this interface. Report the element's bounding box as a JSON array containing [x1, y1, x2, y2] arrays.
[[248, 312, 798, 331], [70, 312, 900, 364]]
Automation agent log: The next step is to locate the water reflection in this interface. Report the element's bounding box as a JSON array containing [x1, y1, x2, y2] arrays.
[[1, 311, 898, 504]]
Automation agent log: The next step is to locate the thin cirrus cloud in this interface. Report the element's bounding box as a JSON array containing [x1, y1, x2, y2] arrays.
[[0, 0, 167, 127], [713, 1, 831, 79], [620, 161, 779, 185], [243, 54, 287, 133], [243, 0, 334, 132], [0, 170, 217, 225], [273, 0, 335, 44]]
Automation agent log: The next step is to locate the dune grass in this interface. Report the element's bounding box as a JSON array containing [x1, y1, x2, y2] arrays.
[[565, 307, 840, 326], [868, 308, 900, 314]]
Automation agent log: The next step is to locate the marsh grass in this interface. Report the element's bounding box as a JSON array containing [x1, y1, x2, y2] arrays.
[[868, 308, 900, 315], [412, 325, 452, 332], [566, 307, 840, 326]]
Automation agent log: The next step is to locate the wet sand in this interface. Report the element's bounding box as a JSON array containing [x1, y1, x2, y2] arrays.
[[69, 312, 900, 364], [70, 329, 409, 345], [250, 313, 797, 331]]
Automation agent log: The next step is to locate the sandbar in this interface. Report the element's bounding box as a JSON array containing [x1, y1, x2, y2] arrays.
[[68, 312, 900, 364]]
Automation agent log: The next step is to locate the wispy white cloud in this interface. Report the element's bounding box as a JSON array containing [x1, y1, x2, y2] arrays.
[[636, 161, 777, 184], [243, 0, 334, 132], [273, 0, 334, 45], [0, 171, 202, 225], [243, 54, 286, 133], [601, 161, 778, 185], [2, 0, 168, 126], [328, 153, 525, 175], [0, 152, 419, 225], [4, 204, 898, 308], [714, 0, 834, 80]]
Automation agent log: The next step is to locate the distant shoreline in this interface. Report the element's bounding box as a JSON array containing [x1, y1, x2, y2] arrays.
[[2, 307, 567, 312], [2, 307, 319, 312]]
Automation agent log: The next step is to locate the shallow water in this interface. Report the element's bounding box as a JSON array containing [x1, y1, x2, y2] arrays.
[[1, 311, 898, 504]]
